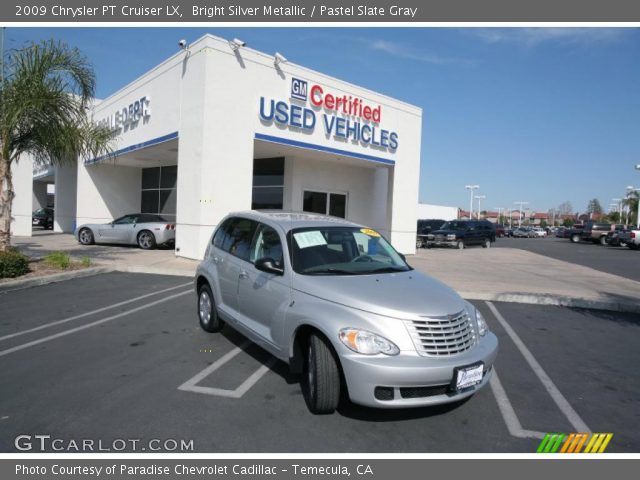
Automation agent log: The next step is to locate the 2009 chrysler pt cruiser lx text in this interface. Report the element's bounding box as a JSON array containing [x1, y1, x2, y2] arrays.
[[194, 211, 498, 414]]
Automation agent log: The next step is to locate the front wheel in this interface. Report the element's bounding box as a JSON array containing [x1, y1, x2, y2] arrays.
[[303, 333, 341, 414], [197, 284, 224, 333], [570, 234, 581, 243], [482, 238, 491, 248], [137, 230, 156, 250], [78, 228, 94, 245], [456, 240, 465, 250], [599, 236, 607, 246]]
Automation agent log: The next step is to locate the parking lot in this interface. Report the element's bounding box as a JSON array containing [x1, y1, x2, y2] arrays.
[[1, 272, 638, 452], [494, 236, 640, 282]]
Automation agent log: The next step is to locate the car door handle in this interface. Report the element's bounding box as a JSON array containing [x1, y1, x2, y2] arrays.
[[213, 256, 222, 264], [239, 270, 249, 279]]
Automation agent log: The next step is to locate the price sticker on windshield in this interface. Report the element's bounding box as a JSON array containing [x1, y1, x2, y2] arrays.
[[360, 228, 381, 237]]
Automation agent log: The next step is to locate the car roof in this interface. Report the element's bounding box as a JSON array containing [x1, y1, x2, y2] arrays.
[[226, 210, 364, 231]]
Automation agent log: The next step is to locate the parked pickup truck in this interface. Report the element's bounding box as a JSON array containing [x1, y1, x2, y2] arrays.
[[619, 229, 640, 250]]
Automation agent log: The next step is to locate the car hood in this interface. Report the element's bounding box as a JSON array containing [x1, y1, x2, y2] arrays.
[[292, 270, 466, 320]]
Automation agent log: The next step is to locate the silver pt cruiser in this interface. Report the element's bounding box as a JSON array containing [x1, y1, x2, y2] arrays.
[[195, 211, 498, 414]]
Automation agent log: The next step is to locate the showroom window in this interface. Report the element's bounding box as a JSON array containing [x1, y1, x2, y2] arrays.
[[141, 166, 177, 221], [303, 190, 347, 218], [252, 157, 284, 210]]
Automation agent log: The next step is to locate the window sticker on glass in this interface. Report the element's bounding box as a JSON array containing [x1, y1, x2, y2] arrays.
[[293, 231, 327, 249], [360, 228, 381, 237]]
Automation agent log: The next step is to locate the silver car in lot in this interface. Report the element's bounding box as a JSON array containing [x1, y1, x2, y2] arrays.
[[75, 213, 176, 250], [195, 211, 498, 414]]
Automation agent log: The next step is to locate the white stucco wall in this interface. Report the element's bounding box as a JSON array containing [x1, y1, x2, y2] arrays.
[[417, 203, 459, 221], [10, 156, 33, 237]]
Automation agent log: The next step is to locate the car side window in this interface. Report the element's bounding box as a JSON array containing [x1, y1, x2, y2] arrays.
[[224, 218, 258, 261], [250, 224, 284, 268], [213, 218, 234, 249], [113, 215, 137, 225]]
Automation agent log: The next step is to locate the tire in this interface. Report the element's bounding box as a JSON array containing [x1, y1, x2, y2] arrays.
[[482, 238, 491, 248], [599, 236, 607, 246], [78, 228, 94, 245], [303, 333, 340, 414], [456, 240, 465, 250], [570, 234, 581, 243], [137, 230, 156, 250], [197, 283, 223, 333]]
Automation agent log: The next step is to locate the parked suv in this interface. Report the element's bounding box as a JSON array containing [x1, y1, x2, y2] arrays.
[[577, 222, 614, 245], [426, 220, 496, 249], [195, 211, 498, 414], [416, 219, 445, 248]]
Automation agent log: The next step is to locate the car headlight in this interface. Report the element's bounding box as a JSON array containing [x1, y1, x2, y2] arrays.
[[474, 308, 488, 337], [339, 328, 400, 355], [447, 234, 456, 240]]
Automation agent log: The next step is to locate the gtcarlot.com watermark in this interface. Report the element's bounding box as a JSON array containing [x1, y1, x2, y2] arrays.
[[15, 435, 194, 452]]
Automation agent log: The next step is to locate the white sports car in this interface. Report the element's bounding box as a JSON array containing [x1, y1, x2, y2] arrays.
[[75, 213, 176, 250]]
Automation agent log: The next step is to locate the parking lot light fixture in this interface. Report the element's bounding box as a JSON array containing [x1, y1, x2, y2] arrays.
[[475, 195, 486, 219], [465, 185, 479, 219], [514, 201, 528, 228]]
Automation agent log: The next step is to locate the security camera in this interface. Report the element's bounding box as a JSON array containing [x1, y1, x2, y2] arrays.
[[229, 38, 246, 51], [178, 39, 188, 50], [274, 52, 288, 66]]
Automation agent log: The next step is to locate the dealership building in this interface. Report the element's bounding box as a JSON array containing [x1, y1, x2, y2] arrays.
[[12, 34, 422, 259]]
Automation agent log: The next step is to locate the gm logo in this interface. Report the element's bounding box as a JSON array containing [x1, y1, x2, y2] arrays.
[[291, 78, 307, 101]]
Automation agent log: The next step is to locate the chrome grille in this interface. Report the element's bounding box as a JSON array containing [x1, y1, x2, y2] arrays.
[[405, 310, 476, 356]]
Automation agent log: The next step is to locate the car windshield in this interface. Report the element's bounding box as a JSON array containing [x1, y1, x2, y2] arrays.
[[288, 226, 411, 276], [440, 221, 466, 230], [33, 208, 48, 215]]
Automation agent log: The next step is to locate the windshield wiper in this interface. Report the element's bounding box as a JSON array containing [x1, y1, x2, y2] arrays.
[[304, 268, 358, 275], [366, 266, 409, 274]]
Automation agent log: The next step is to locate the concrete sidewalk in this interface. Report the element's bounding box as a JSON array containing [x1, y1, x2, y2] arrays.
[[410, 248, 640, 313], [12, 232, 198, 277], [11, 232, 640, 313]]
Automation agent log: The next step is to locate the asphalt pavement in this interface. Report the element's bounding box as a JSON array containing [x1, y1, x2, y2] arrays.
[[0, 272, 638, 452], [494, 236, 640, 282]]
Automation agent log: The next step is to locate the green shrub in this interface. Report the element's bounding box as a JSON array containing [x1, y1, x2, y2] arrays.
[[44, 251, 71, 270], [0, 249, 30, 278], [81, 256, 91, 267]]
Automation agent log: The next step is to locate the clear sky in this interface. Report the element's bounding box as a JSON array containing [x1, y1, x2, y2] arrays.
[[6, 27, 640, 214]]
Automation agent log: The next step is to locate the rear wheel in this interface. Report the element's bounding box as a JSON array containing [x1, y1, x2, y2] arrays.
[[303, 333, 340, 414], [570, 234, 581, 243], [197, 283, 224, 333], [78, 228, 94, 245], [599, 235, 607, 246], [482, 238, 491, 248], [137, 230, 156, 250]]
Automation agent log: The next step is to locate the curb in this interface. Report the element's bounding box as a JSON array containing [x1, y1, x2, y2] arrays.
[[459, 291, 640, 315], [0, 267, 113, 293]]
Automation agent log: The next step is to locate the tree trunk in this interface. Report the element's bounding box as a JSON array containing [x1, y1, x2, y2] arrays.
[[0, 156, 15, 252]]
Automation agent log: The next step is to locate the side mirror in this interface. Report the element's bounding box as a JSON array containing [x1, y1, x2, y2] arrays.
[[254, 257, 284, 276]]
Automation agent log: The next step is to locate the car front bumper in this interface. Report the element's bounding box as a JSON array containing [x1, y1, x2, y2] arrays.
[[426, 240, 458, 248], [339, 332, 498, 408]]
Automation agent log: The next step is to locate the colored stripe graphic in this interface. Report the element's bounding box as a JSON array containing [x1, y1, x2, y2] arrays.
[[537, 433, 613, 453]]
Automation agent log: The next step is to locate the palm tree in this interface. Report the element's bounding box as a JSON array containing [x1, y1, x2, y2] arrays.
[[623, 190, 639, 226], [0, 40, 114, 251]]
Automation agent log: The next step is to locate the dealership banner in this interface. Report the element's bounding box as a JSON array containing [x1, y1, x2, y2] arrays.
[[3, 0, 640, 22], [1, 459, 639, 479]]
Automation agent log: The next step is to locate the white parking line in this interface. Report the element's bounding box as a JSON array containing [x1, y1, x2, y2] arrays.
[[0, 290, 191, 358], [485, 301, 591, 433], [178, 340, 276, 398], [489, 368, 545, 439], [0, 282, 192, 343]]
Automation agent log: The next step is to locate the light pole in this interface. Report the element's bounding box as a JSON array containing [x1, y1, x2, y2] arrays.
[[495, 207, 503, 225], [465, 185, 479, 219], [514, 201, 528, 228], [636, 165, 640, 228], [612, 198, 622, 224], [475, 195, 486, 219]]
